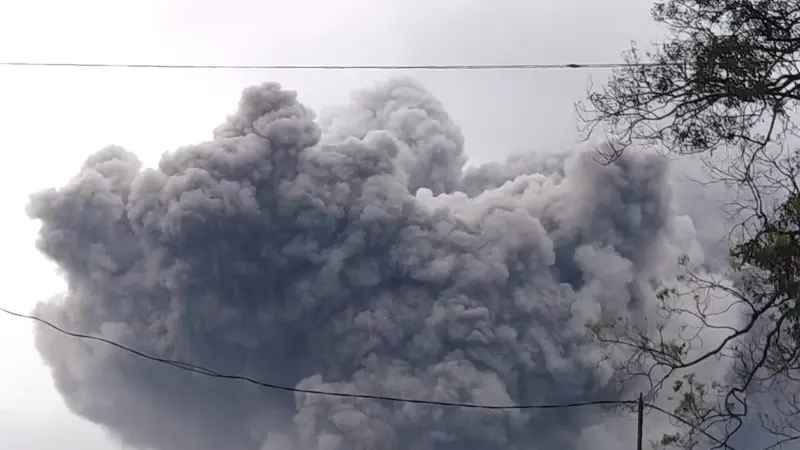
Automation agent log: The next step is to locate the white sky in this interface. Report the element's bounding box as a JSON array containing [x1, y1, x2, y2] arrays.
[[0, 1, 663, 448]]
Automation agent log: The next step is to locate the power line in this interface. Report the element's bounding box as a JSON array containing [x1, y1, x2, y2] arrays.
[[0, 305, 736, 449], [0, 61, 657, 71], [4, 58, 800, 72], [0, 305, 631, 409]]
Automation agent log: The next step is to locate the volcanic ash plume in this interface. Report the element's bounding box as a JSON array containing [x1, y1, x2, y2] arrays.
[[28, 78, 706, 450]]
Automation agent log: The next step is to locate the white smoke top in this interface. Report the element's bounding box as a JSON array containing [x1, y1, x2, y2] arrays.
[[27, 77, 743, 450]]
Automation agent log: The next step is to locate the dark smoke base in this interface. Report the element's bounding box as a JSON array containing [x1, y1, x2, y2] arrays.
[[29, 77, 702, 450]]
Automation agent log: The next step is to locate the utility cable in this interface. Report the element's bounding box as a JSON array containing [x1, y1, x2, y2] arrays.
[[0, 305, 738, 449], [0, 61, 661, 71], [0, 305, 633, 409]]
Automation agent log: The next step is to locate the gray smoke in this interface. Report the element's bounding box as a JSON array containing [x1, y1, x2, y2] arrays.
[[28, 77, 723, 450]]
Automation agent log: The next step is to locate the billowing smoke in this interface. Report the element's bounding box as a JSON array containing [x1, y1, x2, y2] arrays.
[[28, 78, 725, 450]]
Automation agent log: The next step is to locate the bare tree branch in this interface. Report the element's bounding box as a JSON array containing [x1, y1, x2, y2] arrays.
[[577, 1, 800, 448]]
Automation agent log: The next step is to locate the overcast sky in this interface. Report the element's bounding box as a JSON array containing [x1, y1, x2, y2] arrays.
[[0, 1, 664, 448]]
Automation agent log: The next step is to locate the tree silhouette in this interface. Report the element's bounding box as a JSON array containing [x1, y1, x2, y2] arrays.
[[578, 1, 800, 448]]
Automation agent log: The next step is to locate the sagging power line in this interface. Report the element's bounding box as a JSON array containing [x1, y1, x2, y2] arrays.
[[0, 61, 663, 71], [0, 305, 735, 449], [0, 306, 632, 410]]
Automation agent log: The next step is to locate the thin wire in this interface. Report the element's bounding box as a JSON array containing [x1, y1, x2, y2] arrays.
[[0, 305, 740, 449], [3, 56, 799, 71], [0, 305, 632, 409], [0, 61, 662, 71]]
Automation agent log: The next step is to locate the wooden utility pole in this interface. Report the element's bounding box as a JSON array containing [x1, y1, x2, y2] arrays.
[[637, 393, 644, 450]]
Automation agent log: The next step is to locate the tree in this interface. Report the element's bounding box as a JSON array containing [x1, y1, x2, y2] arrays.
[[577, 0, 800, 448]]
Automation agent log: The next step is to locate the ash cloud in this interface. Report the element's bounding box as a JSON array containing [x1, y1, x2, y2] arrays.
[[29, 77, 722, 449]]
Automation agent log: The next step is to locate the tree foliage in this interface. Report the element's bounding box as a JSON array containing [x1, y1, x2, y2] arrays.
[[579, 0, 800, 162], [578, 0, 800, 448]]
